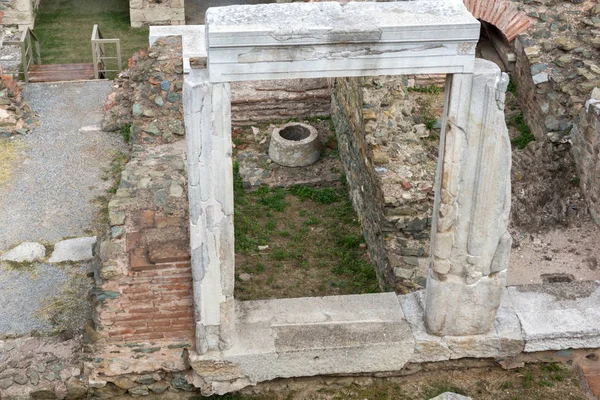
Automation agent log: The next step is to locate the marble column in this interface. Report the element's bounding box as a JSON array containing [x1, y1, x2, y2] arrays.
[[184, 68, 235, 353], [425, 59, 512, 336]]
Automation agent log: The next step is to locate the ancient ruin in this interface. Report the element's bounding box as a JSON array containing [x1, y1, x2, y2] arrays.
[[0, 0, 600, 398]]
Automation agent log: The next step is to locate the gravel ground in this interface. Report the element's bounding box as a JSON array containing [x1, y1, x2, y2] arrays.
[[0, 263, 68, 337], [0, 262, 92, 337], [0, 81, 126, 251], [509, 217, 600, 285]]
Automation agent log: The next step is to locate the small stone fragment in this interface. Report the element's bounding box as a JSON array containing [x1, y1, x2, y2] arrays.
[[0, 242, 46, 262], [239, 273, 252, 282], [48, 237, 97, 263]]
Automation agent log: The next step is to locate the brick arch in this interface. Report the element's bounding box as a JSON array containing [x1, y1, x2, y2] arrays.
[[463, 0, 532, 42]]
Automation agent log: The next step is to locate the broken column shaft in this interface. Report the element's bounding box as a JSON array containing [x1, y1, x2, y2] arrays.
[[425, 59, 512, 336]]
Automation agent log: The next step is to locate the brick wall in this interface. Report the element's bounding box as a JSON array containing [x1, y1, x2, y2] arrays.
[[98, 262, 193, 342], [93, 143, 195, 345]]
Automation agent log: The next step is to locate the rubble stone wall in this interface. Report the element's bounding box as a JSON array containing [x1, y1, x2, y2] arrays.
[[507, 0, 598, 230], [331, 76, 437, 291], [0, 0, 35, 28], [331, 76, 391, 290], [129, 0, 185, 28], [94, 38, 194, 347]]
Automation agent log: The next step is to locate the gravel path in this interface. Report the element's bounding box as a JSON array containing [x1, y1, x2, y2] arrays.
[[0, 264, 68, 337], [0, 81, 126, 251]]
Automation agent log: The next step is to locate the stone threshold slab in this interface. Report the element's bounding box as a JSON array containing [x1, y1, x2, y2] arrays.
[[190, 293, 415, 385], [507, 281, 600, 352]]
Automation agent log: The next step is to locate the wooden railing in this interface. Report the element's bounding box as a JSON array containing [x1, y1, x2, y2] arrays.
[[4, 28, 41, 83], [91, 24, 122, 79]]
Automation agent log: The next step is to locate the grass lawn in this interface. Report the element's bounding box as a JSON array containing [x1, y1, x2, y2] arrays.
[[233, 164, 380, 300], [33, 0, 148, 71]]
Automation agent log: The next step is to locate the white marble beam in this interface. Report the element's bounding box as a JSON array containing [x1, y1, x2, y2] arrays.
[[184, 69, 235, 354], [205, 0, 480, 82], [425, 59, 512, 336]]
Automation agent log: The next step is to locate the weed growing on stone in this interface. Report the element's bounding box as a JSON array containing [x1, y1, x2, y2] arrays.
[[108, 151, 128, 194], [120, 123, 132, 144], [199, 363, 588, 400], [415, 96, 438, 132], [1, 260, 37, 275], [509, 112, 535, 149], [507, 75, 518, 96], [407, 84, 443, 95]]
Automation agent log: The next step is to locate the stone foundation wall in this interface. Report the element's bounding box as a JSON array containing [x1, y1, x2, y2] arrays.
[[129, 0, 184, 28], [0, 0, 35, 28], [572, 98, 600, 225], [331, 76, 437, 291], [331, 77, 391, 290], [231, 78, 330, 126], [506, 0, 598, 231], [94, 38, 194, 346]]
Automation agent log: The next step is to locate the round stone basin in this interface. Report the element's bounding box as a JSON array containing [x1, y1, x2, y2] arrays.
[[268, 122, 321, 167]]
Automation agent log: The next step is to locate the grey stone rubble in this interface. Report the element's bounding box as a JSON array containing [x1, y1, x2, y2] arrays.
[[0, 242, 45, 262], [48, 237, 97, 263], [0, 337, 85, 400]]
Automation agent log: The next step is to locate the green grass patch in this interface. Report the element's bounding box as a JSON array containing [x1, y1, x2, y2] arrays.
[[407, 84, 443, 95], [234, 165, 379, 300], [509, 112, 535, 149], [507, 75, 518, 96], [33, 0, 148, 74], [120, 123, 132, 143]]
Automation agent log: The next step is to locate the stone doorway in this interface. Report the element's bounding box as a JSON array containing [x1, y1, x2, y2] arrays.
[[183, 0, 513, 394]]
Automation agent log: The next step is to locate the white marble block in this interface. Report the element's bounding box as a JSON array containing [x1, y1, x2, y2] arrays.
[[205, 1, 480, 82], [425, 59, 512, 336], [184, 69, 235, 354]]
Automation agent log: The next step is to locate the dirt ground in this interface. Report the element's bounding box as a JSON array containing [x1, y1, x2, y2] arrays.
[[215, 363, 591, 400], [509, 213, 600, 285]]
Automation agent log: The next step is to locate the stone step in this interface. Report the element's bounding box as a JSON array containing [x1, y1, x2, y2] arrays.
[[193, 293, 415, 383]]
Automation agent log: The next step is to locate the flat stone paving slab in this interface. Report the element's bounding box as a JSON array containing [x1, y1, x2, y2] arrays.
[[508, 281, 600, 352], [0, 81, 126, 251], [0, 242, 46, 262]]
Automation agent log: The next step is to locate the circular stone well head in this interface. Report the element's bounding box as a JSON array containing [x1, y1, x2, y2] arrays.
[[268, 122, 321, 167]]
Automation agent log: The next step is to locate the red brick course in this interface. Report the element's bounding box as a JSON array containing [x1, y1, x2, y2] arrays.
[[463, 0, 532, 42], [580, 364, 600, 398], [99, 262, 195, 343]]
